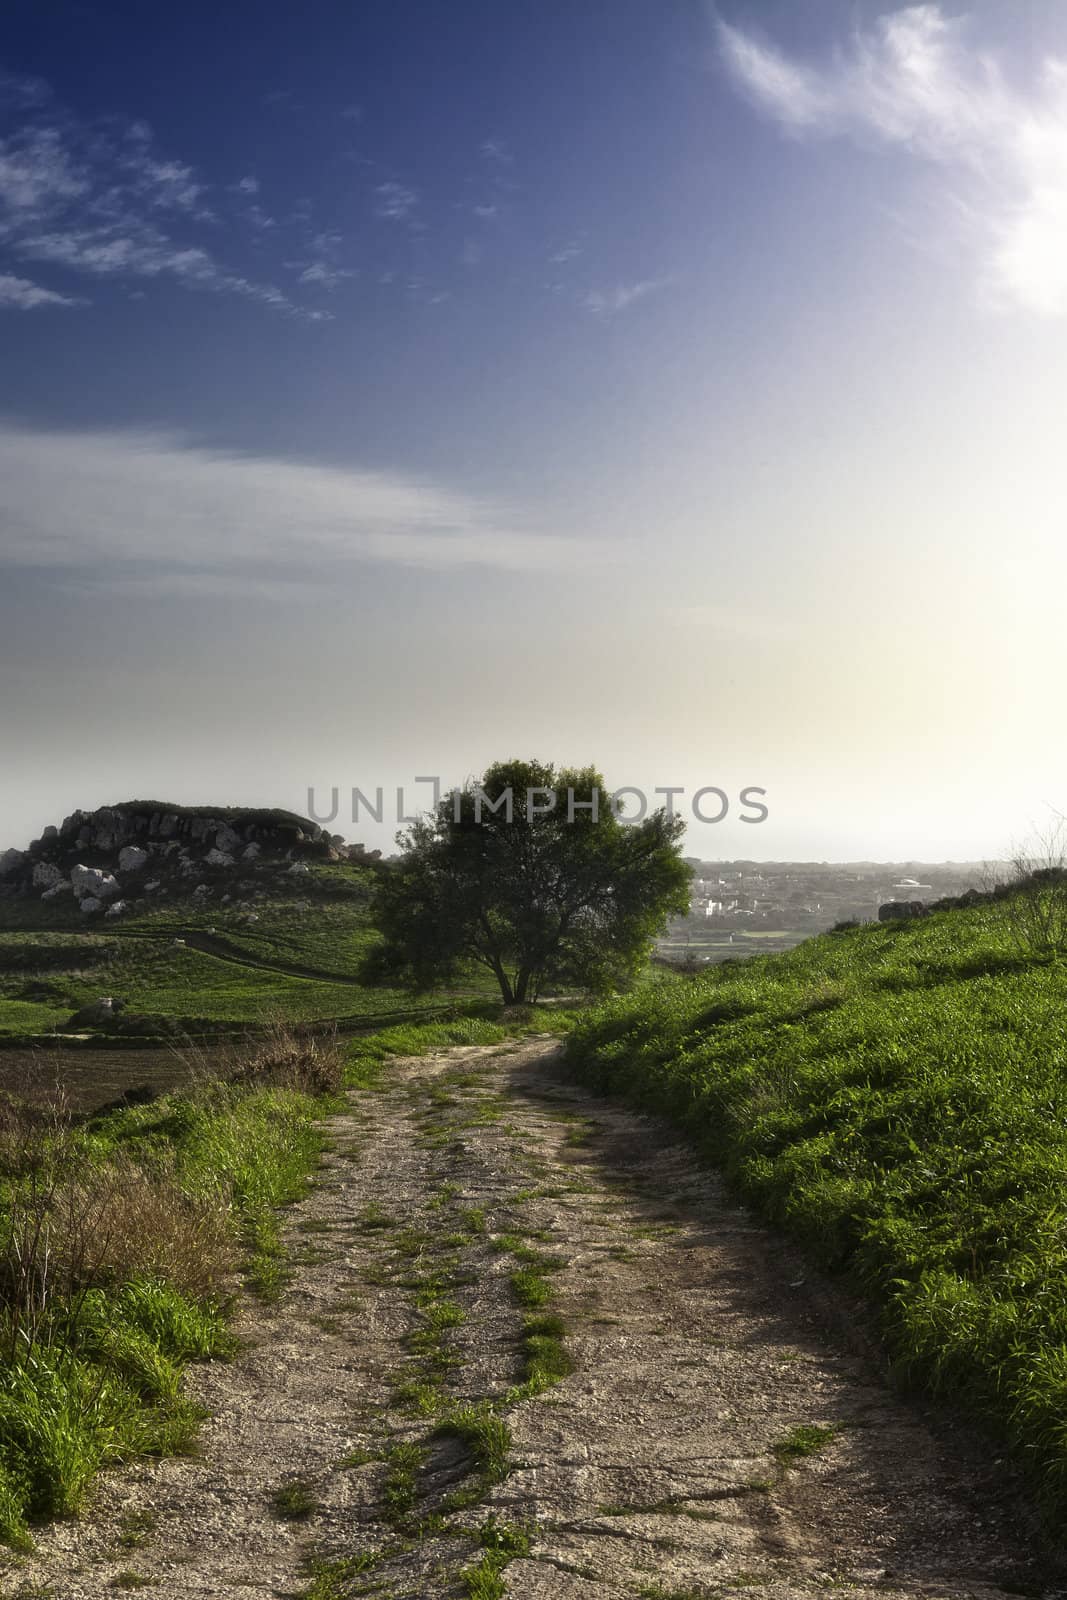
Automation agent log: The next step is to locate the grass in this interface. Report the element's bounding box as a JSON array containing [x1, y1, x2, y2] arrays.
[[381, 1439, 425, 1527], [0, 1032, 338, 1548], [272, 1477, 319, 1519], [434, 1403, 511, 1492], [565, 894, 1067, 1512], [772, 1424, 837, 1465]]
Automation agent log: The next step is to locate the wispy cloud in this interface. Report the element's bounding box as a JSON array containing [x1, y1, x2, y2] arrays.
[[0, 271, 81, 309], [718, 5, 1067, 316], [375, 180, 419, 222], [0, 424, 594, 586], [0, 75, 315, 316], [583, 277, 670, 317]]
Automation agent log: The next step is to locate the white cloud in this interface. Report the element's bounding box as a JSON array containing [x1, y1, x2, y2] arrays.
[[233, 175, 259, 195], [0, 271, 81, 309], [481, 138, 512, 166], [298, 260, 355, 288], [583, 277, 670, 317], [718, 5, 1067, 316], [0, 424, 593, 584], [375, 181, 419, 221], [0, 86, 308, 315]]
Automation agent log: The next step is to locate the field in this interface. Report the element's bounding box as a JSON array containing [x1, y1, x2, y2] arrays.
[[567, 895, 1067, 1508], [0, 866, 496, 1044]]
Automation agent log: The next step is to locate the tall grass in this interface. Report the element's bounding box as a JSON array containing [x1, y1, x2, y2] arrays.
[[0, 1027, 340, 1546], [565, 898, 1067, 1511]]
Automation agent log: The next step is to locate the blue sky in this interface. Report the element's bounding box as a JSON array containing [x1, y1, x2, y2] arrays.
[[3, 2, 1066, 859]]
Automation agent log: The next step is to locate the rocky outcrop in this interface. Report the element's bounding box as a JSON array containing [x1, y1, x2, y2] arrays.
[[0, 800, 381, 915]]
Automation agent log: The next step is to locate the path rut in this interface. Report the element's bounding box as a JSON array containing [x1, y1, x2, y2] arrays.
[[1, 1039, 1058, 1600]]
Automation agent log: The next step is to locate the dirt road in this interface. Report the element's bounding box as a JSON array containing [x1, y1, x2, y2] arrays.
[[2, 1039, 1057, 1599]]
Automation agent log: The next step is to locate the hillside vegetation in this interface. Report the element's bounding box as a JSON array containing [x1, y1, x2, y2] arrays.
[[566, 896, 1067, 1508]]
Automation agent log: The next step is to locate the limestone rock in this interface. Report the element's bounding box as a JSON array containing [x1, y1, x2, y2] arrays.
[[32, 861, 65, 890], [71, 864, 121, 900], [118, 845, 149, 873]]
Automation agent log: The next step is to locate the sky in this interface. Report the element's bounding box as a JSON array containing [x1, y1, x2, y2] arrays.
[[1, 0, 1065, 861]]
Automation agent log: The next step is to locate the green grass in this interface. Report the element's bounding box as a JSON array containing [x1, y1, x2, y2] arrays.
[[772, 1424, 837, 1465], [0, 1070, 332, 1546], [565, 895, 1067, 1512], [271, 1477, 319, 1519], [434, 1403, 512, 1490]]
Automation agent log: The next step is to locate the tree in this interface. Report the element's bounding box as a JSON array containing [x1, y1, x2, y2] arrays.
[[371, 759, 691, 1004]]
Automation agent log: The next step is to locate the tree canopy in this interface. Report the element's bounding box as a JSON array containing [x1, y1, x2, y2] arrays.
[[371, 759, 691, 1004]]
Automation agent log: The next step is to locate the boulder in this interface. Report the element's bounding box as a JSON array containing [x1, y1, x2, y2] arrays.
[[204, 848, 234, 868], [105, 900, 128, 918], [78, 897, 102, 915], [214, 824, 241, 854], [71, 864, 121, 900], [41, 825, 58, 843], [242, 842, 261, 861], [118, 845, 148, 873], [288, 860, 311, 875], [32, 861, 65, 890], [41, 883, 71, 900]]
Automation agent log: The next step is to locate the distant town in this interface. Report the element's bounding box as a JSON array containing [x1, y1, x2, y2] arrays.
[[658, 860, 996, 964]]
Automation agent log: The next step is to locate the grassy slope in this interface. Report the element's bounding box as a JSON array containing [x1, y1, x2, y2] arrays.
[[566, 900, 1067, 1507]]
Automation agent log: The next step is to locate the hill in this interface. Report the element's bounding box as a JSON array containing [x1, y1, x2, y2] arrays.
[[0, 800, 382, 923], [0, 803, 494, 1045], [566, 894, 1067, 1511]]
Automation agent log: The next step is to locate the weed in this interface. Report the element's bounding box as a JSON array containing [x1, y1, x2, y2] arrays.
[[772, 1424, 837, 1465], [272, 1477, 319, 1519]]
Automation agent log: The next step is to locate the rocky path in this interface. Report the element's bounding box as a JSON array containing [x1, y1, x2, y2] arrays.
[[1, 1039, 1058, 1599]]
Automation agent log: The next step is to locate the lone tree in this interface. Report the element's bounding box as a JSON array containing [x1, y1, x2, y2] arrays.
[[372, 759, 691, 1004]]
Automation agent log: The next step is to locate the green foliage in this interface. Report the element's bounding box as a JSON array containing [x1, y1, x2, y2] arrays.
[[566, 900, 1067, 1508], [371, 759, 690, 1004]]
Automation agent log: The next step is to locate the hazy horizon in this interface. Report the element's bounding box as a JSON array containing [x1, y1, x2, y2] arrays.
[[2, 2, 1063, 861]]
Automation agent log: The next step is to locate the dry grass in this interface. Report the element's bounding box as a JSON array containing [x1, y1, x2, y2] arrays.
[[0, 1157, 236, 1347], [228, 1020, 343, 1097]]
